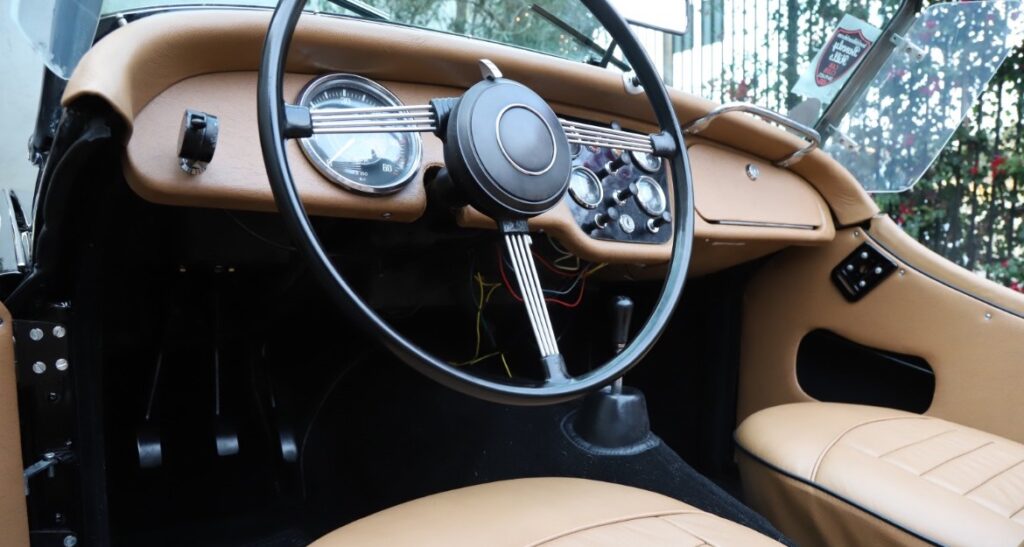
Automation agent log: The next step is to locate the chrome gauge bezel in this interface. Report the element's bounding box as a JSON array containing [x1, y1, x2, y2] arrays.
[[297, 74, 423, 195], [629, 150, 663, 173], [634, 176, 667, 216], [568, 166, 604, 209]]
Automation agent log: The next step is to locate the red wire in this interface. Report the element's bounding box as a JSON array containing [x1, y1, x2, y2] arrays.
[[531, 249, 579, 277], [497, 250, 586, 309]]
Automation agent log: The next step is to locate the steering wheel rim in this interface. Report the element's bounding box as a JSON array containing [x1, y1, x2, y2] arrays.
[[257, 0, 695, 406]]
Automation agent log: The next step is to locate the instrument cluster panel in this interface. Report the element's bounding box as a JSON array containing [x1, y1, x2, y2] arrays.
[[565, 141, 672, 245]]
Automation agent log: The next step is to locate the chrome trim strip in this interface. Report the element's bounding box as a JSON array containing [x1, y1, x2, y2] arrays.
[[559, 119, 654, 154], [682, 102, 821, 168], [713, 219, 818, 230]]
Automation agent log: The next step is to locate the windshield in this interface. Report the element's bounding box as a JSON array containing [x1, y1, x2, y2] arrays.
[[99, 0, 902, 120]]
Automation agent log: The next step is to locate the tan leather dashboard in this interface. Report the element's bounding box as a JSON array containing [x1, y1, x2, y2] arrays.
[[65, 9, 865, 269]]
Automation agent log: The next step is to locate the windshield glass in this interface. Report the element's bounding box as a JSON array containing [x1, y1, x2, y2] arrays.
[[100, 0, 902, 121]]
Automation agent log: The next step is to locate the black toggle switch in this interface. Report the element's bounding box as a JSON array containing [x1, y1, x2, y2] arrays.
[[178, 109, 220, 175], [647, 211, 672, 232], [597, 157, 627, 179], [584, 207, 620, 232]]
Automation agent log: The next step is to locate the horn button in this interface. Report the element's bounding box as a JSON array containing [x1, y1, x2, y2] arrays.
[[444, 79, 572, 220]]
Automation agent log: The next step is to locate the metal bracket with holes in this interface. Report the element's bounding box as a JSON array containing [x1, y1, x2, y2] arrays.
[[682, 102, 821, 168]]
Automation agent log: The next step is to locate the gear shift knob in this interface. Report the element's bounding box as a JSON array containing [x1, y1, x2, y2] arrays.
[[611, 296, 634, 353]]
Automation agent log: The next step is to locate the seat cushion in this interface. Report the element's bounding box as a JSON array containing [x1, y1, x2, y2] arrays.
[[311, 477, 783, 546], [737, 402, 1024, 547]]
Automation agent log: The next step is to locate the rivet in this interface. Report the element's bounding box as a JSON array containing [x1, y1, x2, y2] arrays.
[[55, 359, 69, 372], [29, 328, 44, 341], [853, 231, 861, 238], [382, 212, 393, 219], [874, 266, 884, 275], [63, 535, 77, 547], [32, 362, 46, 374], [52, 326, 66, 338], [899, 269, 906, 276], [985, 312, 993, 320]]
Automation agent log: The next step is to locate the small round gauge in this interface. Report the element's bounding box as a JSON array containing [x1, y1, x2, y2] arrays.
[[298, 74, 422, 195], [629, 150, 663, 173], [569, 142, 582, 159], [635, 176, 667, 216], [568, 167, 603, 209]]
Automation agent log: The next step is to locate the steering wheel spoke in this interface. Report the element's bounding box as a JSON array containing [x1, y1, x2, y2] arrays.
[[559, 119, 655, 154], [503, 233, 571, 383], [283, 103, 438, 138]]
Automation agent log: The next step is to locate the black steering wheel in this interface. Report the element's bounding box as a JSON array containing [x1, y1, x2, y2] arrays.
[[257, 0, 694, 405]]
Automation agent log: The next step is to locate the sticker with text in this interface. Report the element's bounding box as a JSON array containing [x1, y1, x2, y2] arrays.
[[793, 15, 881, 105]]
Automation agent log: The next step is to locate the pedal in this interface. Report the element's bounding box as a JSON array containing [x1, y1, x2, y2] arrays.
[[136, 353, 164, 469], [213, 344, 239, 457]]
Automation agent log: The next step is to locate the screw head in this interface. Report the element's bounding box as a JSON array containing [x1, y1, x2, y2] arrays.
[[874, 266, 884, 275], [745, 163, 760, 181], [63, 535, 77, 547], [55, 359, 69, 372], [32, 362, 46, 374], [860, 251, 870, 260], [985, 312, 993, 320], [29, 328, 44, 341]]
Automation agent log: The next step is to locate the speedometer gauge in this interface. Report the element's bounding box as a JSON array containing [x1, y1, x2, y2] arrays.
[[297, 74, 422, 195]]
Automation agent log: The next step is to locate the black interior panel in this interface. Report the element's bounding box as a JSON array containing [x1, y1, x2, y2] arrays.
[[797, 330, 934, 413]]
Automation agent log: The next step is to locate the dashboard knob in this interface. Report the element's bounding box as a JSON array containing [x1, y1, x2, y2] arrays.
[[596, 157, 627, 179], [178, 109, 219, 175], [585, 207, 620, 231], [612, 182, 639, 205], [647, 211, 672, 233]]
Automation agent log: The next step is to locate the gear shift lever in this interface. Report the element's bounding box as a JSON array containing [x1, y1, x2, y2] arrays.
[[569, 296, 653, 451], [610, 296, 633, 394]]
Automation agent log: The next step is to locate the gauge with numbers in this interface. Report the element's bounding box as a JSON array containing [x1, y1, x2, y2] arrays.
[[634, 176, 667, 216], [297, 74, 422, 195], [628, 150, 662, 173], [568, 167, 604, 209]]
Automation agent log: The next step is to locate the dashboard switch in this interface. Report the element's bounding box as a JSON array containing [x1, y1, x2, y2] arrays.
[[647, 211, 672, 233], [177, 109, 219, 175]]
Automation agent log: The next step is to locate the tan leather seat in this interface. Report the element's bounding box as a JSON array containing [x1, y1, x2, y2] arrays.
[[737, 402, 1024, 547], [311, 477, 783, 546]]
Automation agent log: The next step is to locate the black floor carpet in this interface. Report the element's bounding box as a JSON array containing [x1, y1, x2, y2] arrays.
[[300, 357, 792, 545]]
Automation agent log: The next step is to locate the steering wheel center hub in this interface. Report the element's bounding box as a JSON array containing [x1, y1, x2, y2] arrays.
[[444, 79, 572, 220], [496, 104, 557, 176]]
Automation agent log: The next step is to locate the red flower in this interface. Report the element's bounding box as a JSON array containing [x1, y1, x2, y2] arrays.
[[991, 155, 1007, 177], [1010, 281, 1022, 293], [1002, 259, 1010, 268], [969, 164, 980, 176], [898, 203, 912, 216]]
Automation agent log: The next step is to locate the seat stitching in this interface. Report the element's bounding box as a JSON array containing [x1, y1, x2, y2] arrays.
[[810, 416, 928, 481], [963, 458, 1024, 496], [528, 509, 702, 546], [919, 441, 994, 477], [877, 429, 956, 458], [657, 514, 714, 546]]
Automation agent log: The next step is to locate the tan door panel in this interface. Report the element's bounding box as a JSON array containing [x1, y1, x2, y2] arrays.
[[739, 216, 1024, 443], [0, 302, 29, 546]]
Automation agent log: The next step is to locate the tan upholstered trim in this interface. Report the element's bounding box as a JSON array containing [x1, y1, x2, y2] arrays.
[[738, 222, 1024, 444], [737, 403, 1024, 547], [737, 450, 933, 547], [0, 303, 29, 546], [310, 478, 784, 546], [65, 9, 876, 227]]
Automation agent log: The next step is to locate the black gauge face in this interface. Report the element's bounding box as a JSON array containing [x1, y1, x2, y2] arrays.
[[298, 75, 421, 195], [629, 150, 663, 173], [635, 176, 667, 216], [568, 167, 603, 209]]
